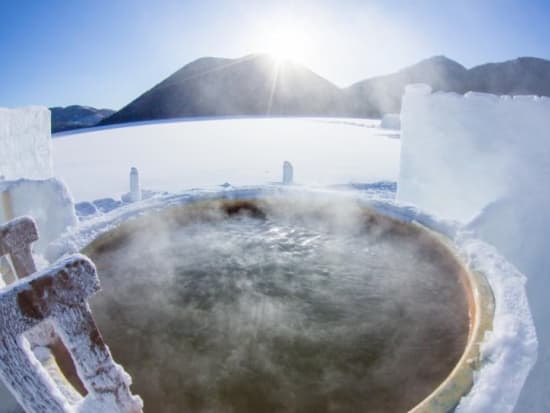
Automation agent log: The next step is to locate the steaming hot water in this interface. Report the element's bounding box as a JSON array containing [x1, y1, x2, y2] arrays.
[[86, 199, 469, 412]]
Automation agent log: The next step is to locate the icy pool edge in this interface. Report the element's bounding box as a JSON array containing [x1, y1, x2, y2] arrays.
[[406, 226, 494, 413], [46, 186, 537, 413], [452, 235, 537, 413], [374, 198, 537, 413]]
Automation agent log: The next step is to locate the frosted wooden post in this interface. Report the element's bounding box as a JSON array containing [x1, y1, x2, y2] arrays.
[[0, 218, 52, 355], [283, 161, 293, 185], [129, 167, 141, 202], [0, 216, 38, 279], [0, 218, 143, 413], [0, 217, 84, 400]]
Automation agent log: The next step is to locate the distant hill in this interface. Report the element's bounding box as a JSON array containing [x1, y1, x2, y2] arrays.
[[50, 105, 114, 133], [101, 54, 348, 125], [346, 56, 550, 116], [96, 54, 550, 126], [467, 57, 550, 96], [345, 56, 470, 117]]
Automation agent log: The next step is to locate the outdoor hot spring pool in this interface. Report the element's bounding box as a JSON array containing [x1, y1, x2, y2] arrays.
[[83, 198, 474, 413]]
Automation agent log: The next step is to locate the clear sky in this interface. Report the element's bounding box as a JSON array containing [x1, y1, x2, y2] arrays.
[[1, 0, 549, 110]]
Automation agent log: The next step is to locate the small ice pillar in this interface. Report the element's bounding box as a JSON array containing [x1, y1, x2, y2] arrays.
[[129, 167, 141, 202], [283, 161, 293, 185]]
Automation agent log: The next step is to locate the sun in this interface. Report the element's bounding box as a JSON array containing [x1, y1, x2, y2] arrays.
[[261, 24, 312, 63]]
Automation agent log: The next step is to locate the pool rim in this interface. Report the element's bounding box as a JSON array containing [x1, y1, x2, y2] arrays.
[[80, 197, 495, 413]]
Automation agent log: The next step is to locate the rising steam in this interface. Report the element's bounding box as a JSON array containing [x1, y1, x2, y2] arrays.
[[88, 197, 468, 413]]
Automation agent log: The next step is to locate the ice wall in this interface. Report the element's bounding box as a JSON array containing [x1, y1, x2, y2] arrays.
[[0, 107, 52, 180], [0, 179, 77, 253], [398, 84, 550, 412], [398, 84, 550, 222]]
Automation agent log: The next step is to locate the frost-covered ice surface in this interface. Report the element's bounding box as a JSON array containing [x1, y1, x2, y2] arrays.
[[454, 236, 536, 413], [0, 179, 77, 253], [398, 85, 546, 412], [398, 84, 550, 223], [52, 118, 397, 202], [0, 252, 142, 413], [0, 107, 52, 180]]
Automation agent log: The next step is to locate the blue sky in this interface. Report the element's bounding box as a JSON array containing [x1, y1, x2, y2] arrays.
[[1, 0, 549, 109]]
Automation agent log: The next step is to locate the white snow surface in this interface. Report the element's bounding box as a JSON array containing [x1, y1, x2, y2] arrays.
[[52, 118, 398, 202], [0, 107, 52, 180]]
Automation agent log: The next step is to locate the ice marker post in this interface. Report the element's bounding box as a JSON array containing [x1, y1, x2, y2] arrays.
[[129, 167, 141, 202], [283, 161, 294, 185]]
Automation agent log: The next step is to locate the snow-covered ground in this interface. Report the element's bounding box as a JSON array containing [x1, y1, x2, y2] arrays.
[[52, 118, 399, 202]]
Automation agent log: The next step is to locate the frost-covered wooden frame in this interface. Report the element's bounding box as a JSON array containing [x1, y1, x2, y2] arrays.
[[0, 216, 142, 413]]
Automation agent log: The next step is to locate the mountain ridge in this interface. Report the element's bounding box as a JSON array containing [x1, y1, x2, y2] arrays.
[[68, 54, 550, 128], [50, 105, 114, 133], [102, 54, 349, 125]]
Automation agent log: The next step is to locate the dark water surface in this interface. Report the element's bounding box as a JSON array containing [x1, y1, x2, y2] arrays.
[[89, 206, 469, 413]]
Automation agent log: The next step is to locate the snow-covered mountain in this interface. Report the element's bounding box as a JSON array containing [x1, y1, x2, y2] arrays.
[[50, 105, 114, 133]]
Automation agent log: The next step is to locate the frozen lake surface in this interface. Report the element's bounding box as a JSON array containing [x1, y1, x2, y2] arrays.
[[52, 118, 399, 202]]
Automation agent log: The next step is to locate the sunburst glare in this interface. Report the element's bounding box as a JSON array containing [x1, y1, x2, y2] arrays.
[[260, 24, 312, 63]]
